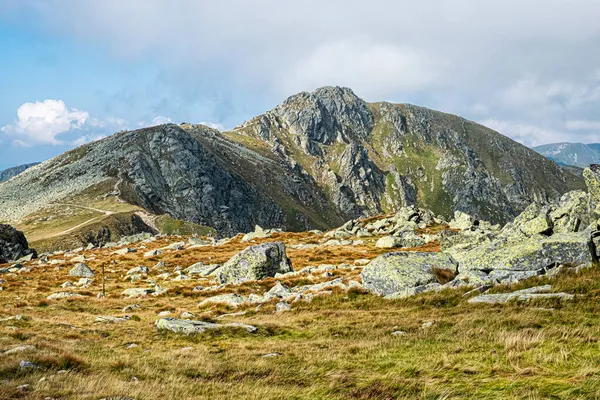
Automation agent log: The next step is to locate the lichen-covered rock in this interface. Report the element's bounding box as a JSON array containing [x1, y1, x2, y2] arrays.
[[186, 262, 222, 277], [455, 232, 593, 272], [156, 317, 257, 335], [361, 252, 457, 297], [584, 165, 600, 202], [69, 263, 94, 278], [468, 285, 574, 304], [218, 242, 292, 284], [549, 190, 596, 233], [449, 211, 477, 230], [241, 225, 272, 242], [122, 288, 155, 297], [47, 292, 85, 300], [198, 293, 247, 308], [375, 236, 401, 249]]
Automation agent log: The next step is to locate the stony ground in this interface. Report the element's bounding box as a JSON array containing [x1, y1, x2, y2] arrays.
[[1, 225, 600, 400]]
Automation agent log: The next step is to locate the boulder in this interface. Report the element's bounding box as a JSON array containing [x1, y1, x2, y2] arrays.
[[156, 317, 257, 335], [241, 225, 272, 242], [186, 262, 222, 277], [376, 233, 425, 249], [198, 293, 247, 308], [361, 252, 457, 297], [584, 165, 600, 202], [47, 292, 85, 300], [449, 211, 477, 231], [122, 288, 155, 297], [549, 191, 596, 233], [217, 242, 293, 284], [68, 263, 94, 278], [0, 224, 36, 263], [455, 232, 594, 273], [468, 285, 574, 304]]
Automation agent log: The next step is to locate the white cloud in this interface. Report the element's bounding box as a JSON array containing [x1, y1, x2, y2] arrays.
[[71, 134, 107, 147], [480, 119, 599, 147], [199, 121, 224, 131], [565, 120, 600, 131], [282, 41, 437, 98], [1, 99, 88, 146]]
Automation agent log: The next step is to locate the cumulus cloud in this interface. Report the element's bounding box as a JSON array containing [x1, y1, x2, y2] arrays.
[[1, 100, 88, 146], [1, 99, 134, 147]]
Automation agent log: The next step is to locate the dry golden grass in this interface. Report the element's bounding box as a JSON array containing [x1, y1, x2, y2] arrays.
[[1, 231, 600, 399]]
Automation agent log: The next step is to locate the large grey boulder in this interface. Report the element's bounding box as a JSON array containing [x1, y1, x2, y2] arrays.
[[218, 242, 293, 284], [156, 318, 257, 335], [0, 224, 36, 264], [361, 252, 457, 297], [69, 263, 94, 278], [455, 232, 594, 273]]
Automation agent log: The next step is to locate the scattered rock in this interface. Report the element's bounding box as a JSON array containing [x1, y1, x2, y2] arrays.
[[198, 293, 247, 308], [4, 345, 35, 355], [47, 292, 85, 300], [275, 302, 291, 313], [156, 317, 258, 335], [468, 285, 574, 304]]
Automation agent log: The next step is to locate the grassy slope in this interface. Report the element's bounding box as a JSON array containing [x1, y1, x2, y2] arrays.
[[0, 231, 599, 399]]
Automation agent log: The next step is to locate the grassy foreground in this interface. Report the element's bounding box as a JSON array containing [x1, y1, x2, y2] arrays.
[[1, 233, 600, 399]]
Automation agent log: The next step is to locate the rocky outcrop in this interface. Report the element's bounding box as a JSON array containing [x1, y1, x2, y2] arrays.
[[0, 224, 36, 263], [217, 242, 293, 284], [361, 252, 457, 297]]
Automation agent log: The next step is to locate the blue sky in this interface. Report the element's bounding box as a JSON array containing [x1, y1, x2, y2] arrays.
[[1, 0, 600, 170]]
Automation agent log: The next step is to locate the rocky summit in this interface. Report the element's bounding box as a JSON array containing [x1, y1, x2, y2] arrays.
[[0, 87, 583, 250]]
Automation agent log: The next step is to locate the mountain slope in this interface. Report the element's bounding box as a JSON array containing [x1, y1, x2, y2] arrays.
[[534, 142, 600, 167], [235, 87, 584, 223], [0, 87, 585, 244], [0, 162, 40, 183]]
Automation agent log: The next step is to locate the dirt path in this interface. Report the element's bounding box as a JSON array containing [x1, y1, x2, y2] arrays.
[[46, 203, 116, 238]]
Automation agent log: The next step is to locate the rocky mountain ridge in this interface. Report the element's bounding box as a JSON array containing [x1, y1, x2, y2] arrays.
[[534, 142, 600, 167], [0, 87, 585, 244], [0, 162, 40, 183]]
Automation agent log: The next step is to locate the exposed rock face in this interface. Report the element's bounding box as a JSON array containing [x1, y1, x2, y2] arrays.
[[361, 252, 457, 297], [218, 242, 293, 284], [0, 224, 36, 263], [237, 87, 583, 225]]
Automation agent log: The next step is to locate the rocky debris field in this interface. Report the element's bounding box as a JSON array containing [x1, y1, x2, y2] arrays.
[[1, 168, 600, 398]]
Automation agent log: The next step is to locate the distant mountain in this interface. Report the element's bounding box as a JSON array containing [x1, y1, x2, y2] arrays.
[[0, 163, 40, 183], [534, 143, 600, 168], [0, 87, 584, 246]]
